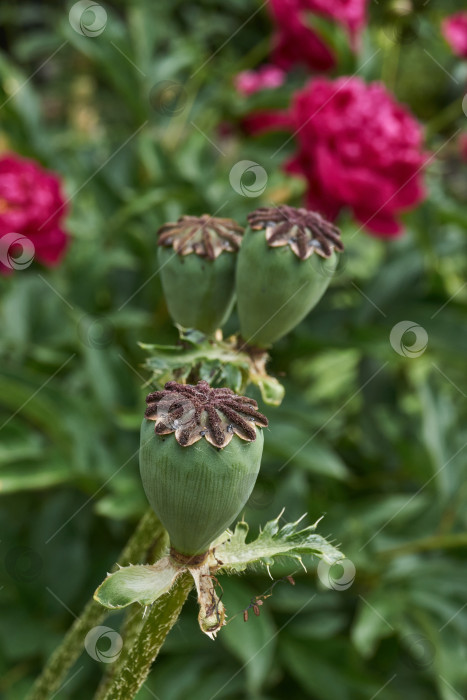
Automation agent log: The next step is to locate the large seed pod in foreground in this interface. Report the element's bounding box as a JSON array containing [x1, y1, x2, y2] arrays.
[[236, 206, 344, 348], [157, 215, 244, 335], [140, 381, 268, 558]]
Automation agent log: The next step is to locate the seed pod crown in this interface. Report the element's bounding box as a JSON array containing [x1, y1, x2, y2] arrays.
[[145, 380, 268, 448], [236, 205, 344, 347], [157, 215, 244, 260], [247, 205, 344, 260], [140, 381, 267, 556], [156, 214, 244, 334]]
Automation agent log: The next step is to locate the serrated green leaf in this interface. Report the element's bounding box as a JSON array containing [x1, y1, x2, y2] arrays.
[[178, 327, 208, 346], [94, 558, 182, 609], [139, 328, 284, 403], [252, 373, 286, 406], [219, 363, 245, 393], [217, 512, 344, 573]]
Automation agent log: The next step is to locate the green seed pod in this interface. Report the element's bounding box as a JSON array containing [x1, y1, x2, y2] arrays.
[[157, 215, 244, 335], [140, 381, 268, 558], [236, 206, 344, 348]]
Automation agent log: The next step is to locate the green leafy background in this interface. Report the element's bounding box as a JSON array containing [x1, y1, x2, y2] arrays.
[[0, 0, 466, 698]]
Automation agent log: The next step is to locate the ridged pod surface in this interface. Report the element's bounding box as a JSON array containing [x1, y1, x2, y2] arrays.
[[157, 214, 244, 335], [140, 381, 268, 557], [236, 206, 344, 348]]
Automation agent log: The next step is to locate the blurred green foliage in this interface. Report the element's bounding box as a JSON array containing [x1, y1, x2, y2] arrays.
[[0, 0, 467, 698]]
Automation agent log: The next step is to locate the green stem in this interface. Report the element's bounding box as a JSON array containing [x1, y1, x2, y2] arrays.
[[28, 597, 105, 700], [378, 532, 467, 559], [100, 573, 193, 700], [94, 606, 144, 699], [27, 509, 164, 700], [94, 532, 169, 700]]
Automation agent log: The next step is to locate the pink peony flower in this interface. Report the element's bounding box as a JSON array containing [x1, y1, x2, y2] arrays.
[[305, 0, 367, 47], [270, 0, 368, 72], [234, 65, 286, 96], [270, 0, 334, 71], [442, 11, 467, 59], [0, 153, 69, 274], [245, 77, 427, 236]]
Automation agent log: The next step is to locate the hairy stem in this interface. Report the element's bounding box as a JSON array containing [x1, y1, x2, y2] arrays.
[[93, 532, 169, 700], [94, 605, 144, 699], [27, 509, 164, 700], [100, 573, 193, 700]]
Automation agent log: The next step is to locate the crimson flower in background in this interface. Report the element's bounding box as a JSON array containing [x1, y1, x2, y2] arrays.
[[246, 77, 427, 236], [270, 0, 368, 72], [270, 0, 335, 72], [460, 133, 467, 162], [442, 11, 467, 59], [234, 65, 286, 96], [308, 0, 367, 47], [0, 153, 68, 274]]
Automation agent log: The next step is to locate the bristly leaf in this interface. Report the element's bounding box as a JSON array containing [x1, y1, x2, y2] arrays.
[[94, 558, 182, 609], [139, 328, 285, 405], [214, 510, 343, 573], [250, 372, 285, 405], [93, 514, 344, 620]]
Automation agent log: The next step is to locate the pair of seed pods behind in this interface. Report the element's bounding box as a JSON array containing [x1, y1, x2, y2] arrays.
[[157, 204, 344, 348], [140, 206, 344, 560]]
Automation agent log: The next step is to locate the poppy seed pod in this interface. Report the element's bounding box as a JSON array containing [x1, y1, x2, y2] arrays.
[[236, 205, 344, 348], [140, 381, 268, 558], [157, 215, 244, 335]]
